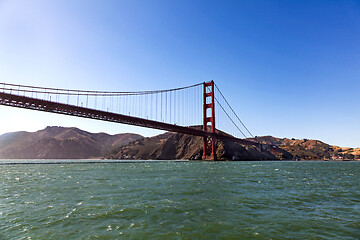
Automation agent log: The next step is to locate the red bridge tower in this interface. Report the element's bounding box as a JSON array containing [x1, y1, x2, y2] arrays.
[[203, 80, 217, 160]]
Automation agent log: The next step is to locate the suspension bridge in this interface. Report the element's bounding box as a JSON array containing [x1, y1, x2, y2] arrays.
[[0, 81, 274, 160]]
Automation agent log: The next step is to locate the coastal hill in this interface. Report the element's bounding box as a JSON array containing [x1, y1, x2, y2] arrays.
[[0, 126, 142, 159], [0, 127, 358, 160], [106, 133, 359, 161], [252, 136, 360, 160]]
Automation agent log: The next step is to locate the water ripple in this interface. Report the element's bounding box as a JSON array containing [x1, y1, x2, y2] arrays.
[[0, 161, 359, 239]]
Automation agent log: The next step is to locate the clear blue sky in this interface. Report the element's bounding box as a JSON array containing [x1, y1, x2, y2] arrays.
[[0, 0, 359, 147]]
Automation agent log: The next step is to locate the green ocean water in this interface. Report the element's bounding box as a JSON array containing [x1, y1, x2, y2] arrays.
[[0, 161, 359, 239]]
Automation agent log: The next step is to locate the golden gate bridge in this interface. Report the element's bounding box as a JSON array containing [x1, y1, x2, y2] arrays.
[[0, 81, 275, 160]]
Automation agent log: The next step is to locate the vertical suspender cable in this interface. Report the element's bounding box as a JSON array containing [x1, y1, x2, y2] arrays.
[[165, 92, 167, 122], [156, 92, 158, 121], [169, 91, 172, 124]]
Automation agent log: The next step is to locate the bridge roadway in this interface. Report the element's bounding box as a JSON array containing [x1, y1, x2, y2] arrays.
[[0, 92, 260, 148]]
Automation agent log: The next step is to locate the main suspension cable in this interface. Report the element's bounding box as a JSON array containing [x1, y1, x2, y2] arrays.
[[214, 83, 255, 139], [0, 82, 202, 96]]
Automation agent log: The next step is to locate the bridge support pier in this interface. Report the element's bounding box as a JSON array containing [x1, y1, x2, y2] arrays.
[[203, 80, 217, 160]]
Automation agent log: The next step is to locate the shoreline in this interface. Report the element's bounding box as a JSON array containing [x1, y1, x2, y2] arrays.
[[0, 159, 359, 165]]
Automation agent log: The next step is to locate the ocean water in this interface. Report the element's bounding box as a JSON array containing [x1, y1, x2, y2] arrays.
[[0, 161, 359, 239]]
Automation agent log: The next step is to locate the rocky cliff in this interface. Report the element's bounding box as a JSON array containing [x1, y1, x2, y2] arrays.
[[105, 131, 281, 160]]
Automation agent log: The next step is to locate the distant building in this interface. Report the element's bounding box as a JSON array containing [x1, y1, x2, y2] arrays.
[[331, 155, 343, 161]]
